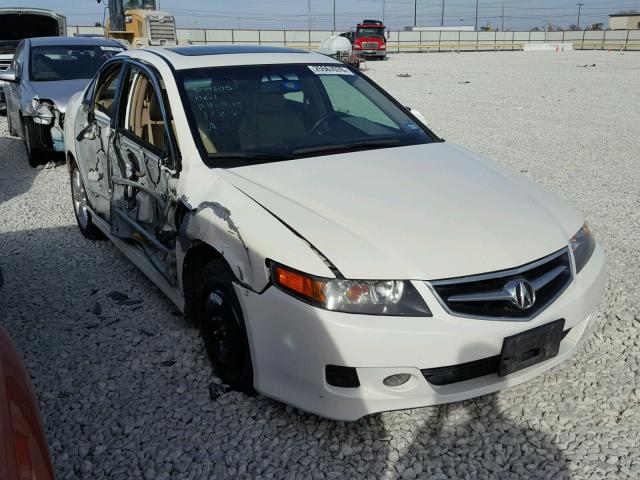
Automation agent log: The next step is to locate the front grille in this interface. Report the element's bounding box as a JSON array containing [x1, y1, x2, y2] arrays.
[[0, 59, 11, 71], [148, 16, 176, 45], [428, 248, 572, 320], [422, 328, 572, 385], [362, 42, 379, 49]]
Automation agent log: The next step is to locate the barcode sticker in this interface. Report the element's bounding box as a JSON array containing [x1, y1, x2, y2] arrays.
[[308, 65, 354, 76], [100, 46, 125, 52]]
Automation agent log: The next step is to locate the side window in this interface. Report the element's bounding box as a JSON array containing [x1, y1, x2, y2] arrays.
[[12, 42, 24, 77], [122, 66, 169, 153], [94, 66, 122, 117], [82, 78, 96, 105], [319, 75, 396, 128]]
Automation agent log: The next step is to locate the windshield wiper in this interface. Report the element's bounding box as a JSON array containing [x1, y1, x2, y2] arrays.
[[291, 138, 402, 157]]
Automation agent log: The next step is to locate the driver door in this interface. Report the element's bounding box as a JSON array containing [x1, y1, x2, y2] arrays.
[[74, 61, 125, 218], [108, 62, 179, 283]]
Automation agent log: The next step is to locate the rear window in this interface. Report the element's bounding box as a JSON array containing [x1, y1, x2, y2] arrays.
[[29, 45, 124, 81]]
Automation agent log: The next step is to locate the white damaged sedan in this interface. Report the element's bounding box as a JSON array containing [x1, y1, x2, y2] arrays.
[[64, 45, 606, 421]]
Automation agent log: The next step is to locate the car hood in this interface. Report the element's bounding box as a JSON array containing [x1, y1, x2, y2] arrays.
[[219, 143, 583, 280], [31, 79, 90, 113]]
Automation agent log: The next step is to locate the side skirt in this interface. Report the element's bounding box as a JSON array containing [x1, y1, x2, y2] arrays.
[[88, 206, 186, 313]]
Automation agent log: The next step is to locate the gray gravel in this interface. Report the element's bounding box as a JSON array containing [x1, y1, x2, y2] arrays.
[[1, 50, 639, 479]]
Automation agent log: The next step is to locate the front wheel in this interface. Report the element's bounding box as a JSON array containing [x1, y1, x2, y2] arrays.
[[70, 163, 104, 240], [22, 117, 47, 167], [196, 261, 255, 395]]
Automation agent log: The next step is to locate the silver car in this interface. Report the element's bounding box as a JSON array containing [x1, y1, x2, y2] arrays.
[[0, 36, 124, 166]]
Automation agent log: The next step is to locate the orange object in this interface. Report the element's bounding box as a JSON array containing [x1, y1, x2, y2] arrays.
[[0, 327, 55, 480], [275, 265, 326, 303]]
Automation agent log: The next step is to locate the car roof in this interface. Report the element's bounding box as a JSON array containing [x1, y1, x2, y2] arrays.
[[28, 36, 123, 47], [128, 45, 342, 70]]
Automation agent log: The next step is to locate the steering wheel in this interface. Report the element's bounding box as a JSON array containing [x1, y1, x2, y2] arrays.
[[308, 111, 348, 136]]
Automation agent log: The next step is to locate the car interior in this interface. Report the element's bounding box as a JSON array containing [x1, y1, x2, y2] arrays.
[[125, 71, 166, 152], [185, 74, 312, 155]]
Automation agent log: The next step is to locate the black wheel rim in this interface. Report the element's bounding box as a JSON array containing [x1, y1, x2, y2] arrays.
[[203, 288, 245, 373]]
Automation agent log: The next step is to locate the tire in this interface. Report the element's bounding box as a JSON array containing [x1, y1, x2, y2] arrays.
[[69, 161, 104, 240], [196, 260, 256, 395], [22, 116, 47, 167]]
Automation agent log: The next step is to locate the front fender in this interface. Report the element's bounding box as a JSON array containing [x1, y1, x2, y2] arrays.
[[63, 92, 83, 168], [178, 177, 335, 292]]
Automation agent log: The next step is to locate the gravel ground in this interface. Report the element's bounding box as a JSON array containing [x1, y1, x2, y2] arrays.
[[1, 51, 639, 479]]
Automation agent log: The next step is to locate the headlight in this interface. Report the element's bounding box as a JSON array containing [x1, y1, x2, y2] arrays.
[[570, 223, 596, 273], [270, 262, 431, 316], [31, 99, 54, 125]]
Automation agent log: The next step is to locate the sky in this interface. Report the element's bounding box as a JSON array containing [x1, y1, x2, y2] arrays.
[[4, 0, 639, 31]]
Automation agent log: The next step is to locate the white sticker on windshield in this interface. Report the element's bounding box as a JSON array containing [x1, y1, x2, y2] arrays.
[[308, 65, 354, 76], [100, 46, 125, 52]]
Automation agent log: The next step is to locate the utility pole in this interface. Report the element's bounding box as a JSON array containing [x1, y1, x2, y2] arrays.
[[576, 2, 584, 30], [414, 0, 417, 27], [501, 4, 504, 31], [475, 0, 479, 31], [441, 0, 445, 27], [307, 0, 311, 31], [333, 0, 336, 31], [382, 0, 386, 24]]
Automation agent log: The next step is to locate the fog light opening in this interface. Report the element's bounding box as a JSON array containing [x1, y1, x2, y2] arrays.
[[383, 373, 411, 387]]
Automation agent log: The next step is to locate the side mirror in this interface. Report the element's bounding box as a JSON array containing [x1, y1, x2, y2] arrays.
[[406, 107, 427, 126], [0, 69, 17, 83]]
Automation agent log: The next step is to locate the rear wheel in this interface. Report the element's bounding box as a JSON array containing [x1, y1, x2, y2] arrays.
[[70, 162, 104, 240], [197, 261, 255, 395], [22, 116, 47, 167]]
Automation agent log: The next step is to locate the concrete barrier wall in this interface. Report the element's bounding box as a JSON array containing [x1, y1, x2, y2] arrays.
[[67, 26, 640, 52]]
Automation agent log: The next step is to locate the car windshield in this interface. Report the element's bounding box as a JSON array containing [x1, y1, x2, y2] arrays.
[[29, 45, 124, 81], [179, 64, 434, 165], [357, 28, 384, 37], [120, 0, 156, 9]]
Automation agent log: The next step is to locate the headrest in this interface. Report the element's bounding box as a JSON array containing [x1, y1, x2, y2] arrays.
[[256, 92, 285, 113]]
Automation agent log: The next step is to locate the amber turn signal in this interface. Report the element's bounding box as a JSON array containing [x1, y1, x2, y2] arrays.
[[273, 265, 326, 304]]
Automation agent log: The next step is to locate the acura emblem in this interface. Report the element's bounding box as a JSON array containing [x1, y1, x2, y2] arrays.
[[504, 278, 536, 310]]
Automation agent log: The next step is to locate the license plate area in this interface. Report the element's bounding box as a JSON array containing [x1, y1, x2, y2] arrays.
[[498, 319, 565, 376]]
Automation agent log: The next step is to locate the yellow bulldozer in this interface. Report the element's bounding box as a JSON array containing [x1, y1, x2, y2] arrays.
[[98, 0, 180, 48]]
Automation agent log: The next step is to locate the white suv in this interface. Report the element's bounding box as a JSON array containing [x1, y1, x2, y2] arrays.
[[64, 46, 605, 421]]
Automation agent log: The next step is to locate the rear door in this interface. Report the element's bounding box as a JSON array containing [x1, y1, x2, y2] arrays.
[[108, 61, 180, 283], [74, 60, 125, 218]]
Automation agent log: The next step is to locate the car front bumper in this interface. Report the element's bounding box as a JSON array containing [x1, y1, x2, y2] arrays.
[[237, 244, 606, 421]]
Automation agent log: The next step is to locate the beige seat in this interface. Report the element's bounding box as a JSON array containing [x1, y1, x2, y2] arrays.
[[240, 92, 306, 149], [143, 93, 165, 152]]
